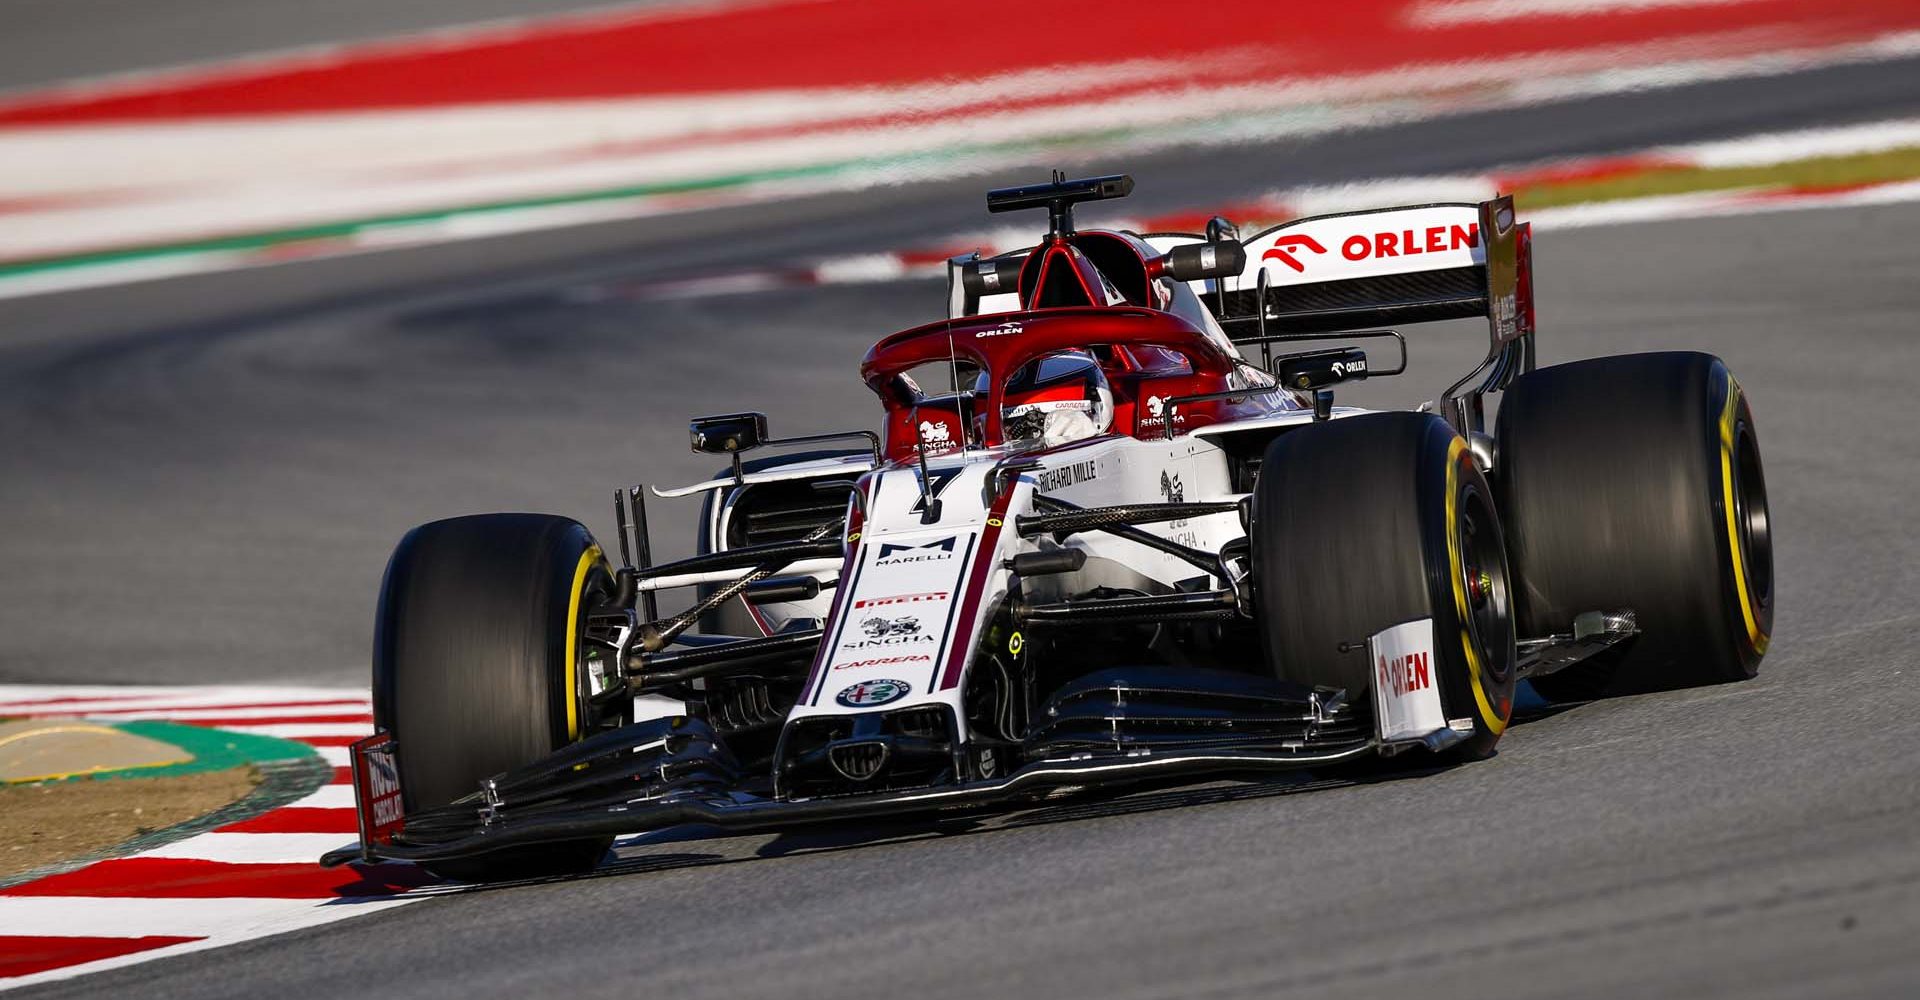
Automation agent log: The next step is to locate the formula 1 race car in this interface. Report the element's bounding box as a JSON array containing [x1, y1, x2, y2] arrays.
[[325, 174, 1774, 881]]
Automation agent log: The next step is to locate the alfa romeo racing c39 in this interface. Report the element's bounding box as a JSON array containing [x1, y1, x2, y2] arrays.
[[325, 174, 1774, 881]]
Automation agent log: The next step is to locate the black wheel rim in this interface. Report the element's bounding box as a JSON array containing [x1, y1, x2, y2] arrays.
[[1457, 483, 1513, 686], [575, 572, 620, 733], [1732, 419, 1773, 609]]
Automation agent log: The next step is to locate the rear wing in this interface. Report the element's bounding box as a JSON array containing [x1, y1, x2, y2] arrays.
[[1158, 195, 1536, 438], [1190, 196, 1533, 343]]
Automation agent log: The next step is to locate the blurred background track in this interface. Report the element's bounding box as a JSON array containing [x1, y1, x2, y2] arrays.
[[0, 0, 680, 92]]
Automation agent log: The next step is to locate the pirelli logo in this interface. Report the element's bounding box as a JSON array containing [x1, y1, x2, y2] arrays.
[[853, 591, 949, 609]]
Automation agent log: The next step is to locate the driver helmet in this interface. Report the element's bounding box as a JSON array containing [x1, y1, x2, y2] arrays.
[[1000, 351, 1114, 450]]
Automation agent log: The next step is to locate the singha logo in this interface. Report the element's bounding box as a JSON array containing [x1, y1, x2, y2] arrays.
[[1146, 395, 1165, 418], [918, 420, 951, 444], [1160, 470, 1184, 504], [860, 616, 921, 639]]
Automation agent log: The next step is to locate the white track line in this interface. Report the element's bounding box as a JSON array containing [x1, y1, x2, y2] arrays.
[[1409, 0, 1765, 27], [1684, 118, 1920, 167]]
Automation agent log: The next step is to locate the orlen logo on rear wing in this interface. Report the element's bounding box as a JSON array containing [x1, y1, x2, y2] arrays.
[[1242, 204, 1485, 286]]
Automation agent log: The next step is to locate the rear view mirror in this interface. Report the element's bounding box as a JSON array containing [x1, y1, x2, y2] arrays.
[[958, 257, 1022, 296], [1162, 241, 1248, 282], [690, 412, 769, 454], [1275, 348, 1369, 391]]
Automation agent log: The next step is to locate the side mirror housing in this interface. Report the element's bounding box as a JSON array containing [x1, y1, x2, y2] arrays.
[[1162, 241, 1247, 282], [690, 412, 769, 454], [958, 257, 1022, 296], [1275, 348, 1370, 392]]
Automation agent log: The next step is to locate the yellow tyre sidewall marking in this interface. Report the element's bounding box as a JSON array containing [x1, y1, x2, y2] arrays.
[[1445, 436, 1507, 736], [563, 544, 605, 741], [1718, 376, 1770, 655]]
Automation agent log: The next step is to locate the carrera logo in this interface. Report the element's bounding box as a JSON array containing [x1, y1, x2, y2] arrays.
[[876, 536, 958, 565], [1341, 224, 1479, 262], [854, 591, 949, 608], [1379, 650, 1432, 698], [1261, 234, 1328, 273], [834, 656, 931, 671]]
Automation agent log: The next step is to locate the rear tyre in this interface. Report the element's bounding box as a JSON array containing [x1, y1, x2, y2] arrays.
[[373, 513, 616, 882], [1496, 352, 1771, 700], [1251, 412, 1517, 759]]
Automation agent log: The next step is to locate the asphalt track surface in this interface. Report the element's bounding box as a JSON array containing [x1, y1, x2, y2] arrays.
[[4, 59, 1920, 998]]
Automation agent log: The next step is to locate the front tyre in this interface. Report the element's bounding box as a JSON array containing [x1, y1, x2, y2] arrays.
[[1251, 412, 1517, 759], [373, 513, 616, 882]]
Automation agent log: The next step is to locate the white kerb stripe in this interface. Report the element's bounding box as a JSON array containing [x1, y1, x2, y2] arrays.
[[0, 895, 413, 941], [0, 684, 366, 705], [133, 832, 359, 865], [70, 702, 371, 721], [284, 784, 359, 809], [217, 723, 373, 739]]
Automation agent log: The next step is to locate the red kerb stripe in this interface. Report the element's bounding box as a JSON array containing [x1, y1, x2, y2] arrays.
[[0, 935, 201, 978], [1, 858, 432, 899], [218, 807, 360, 834], [292, 735, 369, 747], [0, 697, 365, 713], [166, 713, 372, 726]]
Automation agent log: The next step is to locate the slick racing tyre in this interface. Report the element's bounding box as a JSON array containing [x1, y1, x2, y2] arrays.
[[373, 513, 616, 882], [1251, 412, 1517, 759], [1497, 352, 1771, 701]]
